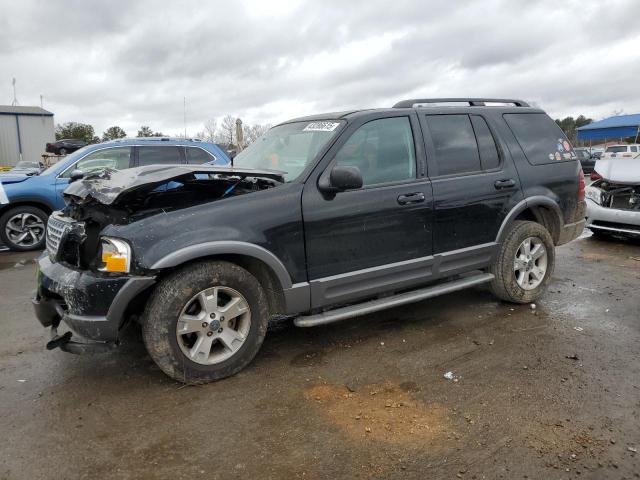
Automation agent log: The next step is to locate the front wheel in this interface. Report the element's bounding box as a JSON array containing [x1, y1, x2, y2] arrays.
[[142, 261, 269, 384], [489, 220, 555, 303], [0, 206, 48, 251]]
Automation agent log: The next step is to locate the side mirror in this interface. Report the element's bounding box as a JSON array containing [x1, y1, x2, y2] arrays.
[[319, 165, 363, 193], [69, 169, 84, 183]]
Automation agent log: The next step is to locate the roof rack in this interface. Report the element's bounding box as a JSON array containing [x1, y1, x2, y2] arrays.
[[393, 98, 530, 108]]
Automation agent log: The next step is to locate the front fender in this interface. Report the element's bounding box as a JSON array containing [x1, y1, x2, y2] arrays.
[[149, 240, 294, 289]]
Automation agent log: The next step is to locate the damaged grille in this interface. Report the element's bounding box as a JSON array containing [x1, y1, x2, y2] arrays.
[[46, 213, 86, 263], [46, 214, 72, 259]]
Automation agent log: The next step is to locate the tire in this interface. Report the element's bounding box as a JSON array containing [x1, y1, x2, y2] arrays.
[[489, 220, 555, 304], [0, 206, 48, 251], [142, 260, 269, 384], [58, 148, 67, 155]]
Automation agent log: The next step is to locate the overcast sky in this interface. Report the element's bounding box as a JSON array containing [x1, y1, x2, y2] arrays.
[[1, 0, 639, 137]]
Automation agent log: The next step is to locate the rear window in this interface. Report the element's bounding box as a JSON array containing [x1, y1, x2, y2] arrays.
[[185, 147, 214, 164], [504, 113, 574, 164]]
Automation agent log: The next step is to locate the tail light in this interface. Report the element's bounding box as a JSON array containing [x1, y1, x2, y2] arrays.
[[578, 168, 585, 200], [590, 171, 602, 181]]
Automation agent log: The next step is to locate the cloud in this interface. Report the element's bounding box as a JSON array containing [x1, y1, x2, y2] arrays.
[[1, 0, 639, 136]]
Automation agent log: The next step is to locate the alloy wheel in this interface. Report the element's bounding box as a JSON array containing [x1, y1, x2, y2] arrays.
[[513, 236, 548, 290], [5, 213, 45, 248], [175, 286, 252, 365]]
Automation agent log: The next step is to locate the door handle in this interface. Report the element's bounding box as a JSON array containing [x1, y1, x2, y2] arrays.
[[397, 192, 425, 205], [494, 179, 516, 190]]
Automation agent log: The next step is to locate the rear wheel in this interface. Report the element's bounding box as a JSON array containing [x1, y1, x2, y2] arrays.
[[489, 220, 555, 303], [58, 148, 67, 155], [0, 206, 48, 251], [142, 260, 269, 384]]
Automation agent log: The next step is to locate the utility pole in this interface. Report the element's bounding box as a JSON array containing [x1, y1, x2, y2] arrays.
[[11, 78, 19, 106], [183, 97, 187, 139]]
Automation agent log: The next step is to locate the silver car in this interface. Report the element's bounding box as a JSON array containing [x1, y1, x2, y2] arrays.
[[585, 158, 640, 237]]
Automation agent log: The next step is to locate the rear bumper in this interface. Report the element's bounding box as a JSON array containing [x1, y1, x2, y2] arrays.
[[586, 199, 640, 235], [556, 200, 586, 245], [33, 253, 155, 343]]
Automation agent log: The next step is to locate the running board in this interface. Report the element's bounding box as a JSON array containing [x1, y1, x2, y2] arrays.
[[294, 272, 494, 328]]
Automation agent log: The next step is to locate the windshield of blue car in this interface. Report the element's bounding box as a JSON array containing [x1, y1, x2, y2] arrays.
[[41, 145, 93, 175], [232, 121, 344, 181]]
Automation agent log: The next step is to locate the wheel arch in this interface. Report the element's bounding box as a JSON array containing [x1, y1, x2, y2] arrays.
[[149, 242, 293, 315], [0, 200, 54, 217], [497, 196, 564, 245]]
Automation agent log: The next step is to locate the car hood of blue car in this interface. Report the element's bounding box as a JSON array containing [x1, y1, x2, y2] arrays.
[[0, 173, 32, 184]]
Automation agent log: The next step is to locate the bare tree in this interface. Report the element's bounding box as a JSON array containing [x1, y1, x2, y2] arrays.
[[243, 123, 272, 145], [219, 115, 235, 146], [200, 119, 217, 143]]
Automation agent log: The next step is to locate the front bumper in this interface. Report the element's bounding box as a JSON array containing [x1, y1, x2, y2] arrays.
[[33, 253, 155, 345], [585, 199, 640, 236]]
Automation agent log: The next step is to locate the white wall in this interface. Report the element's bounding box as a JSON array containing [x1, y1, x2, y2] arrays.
[[0, 114, 55, 166], [0, 115, 20, 166]]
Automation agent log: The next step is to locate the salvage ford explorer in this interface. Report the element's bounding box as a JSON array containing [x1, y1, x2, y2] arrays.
[[33, 98, 586, 383]]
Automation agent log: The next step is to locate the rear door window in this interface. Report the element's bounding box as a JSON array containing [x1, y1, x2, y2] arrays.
[[185, 147, 214, 164], [504, 113, 573, 164], [631, 146, 638, 153], [138, 146, 183, 166], [424, 114, 481, 176], [470, 116, 500, 170]]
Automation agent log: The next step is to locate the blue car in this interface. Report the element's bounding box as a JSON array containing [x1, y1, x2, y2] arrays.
[[0, 138, 230, 251]]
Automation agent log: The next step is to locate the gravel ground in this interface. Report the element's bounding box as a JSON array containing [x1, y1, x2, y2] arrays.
[[0, 232, 638, 479]]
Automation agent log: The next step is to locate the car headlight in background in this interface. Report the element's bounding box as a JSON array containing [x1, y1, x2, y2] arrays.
[[99, 237, 131, 273], [585, 186, 603, 205]]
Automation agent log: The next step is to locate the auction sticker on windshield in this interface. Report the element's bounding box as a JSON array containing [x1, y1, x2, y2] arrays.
[[303, 122, 340, 132]]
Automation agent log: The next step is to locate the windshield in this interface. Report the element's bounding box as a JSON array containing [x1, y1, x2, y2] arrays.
[[41, 145, 94, 175], [606, 146, 627, 153], [232, 121, 343, 181]]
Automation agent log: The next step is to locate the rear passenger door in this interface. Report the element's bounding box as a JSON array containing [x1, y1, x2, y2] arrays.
[[420, 113, 522, 254]]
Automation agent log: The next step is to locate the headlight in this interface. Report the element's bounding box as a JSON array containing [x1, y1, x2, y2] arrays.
[[585, 186, 602, 205], [99, 237, 131, 273]]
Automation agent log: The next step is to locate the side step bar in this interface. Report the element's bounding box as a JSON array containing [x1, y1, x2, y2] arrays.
[[294, 272, 494, 328]]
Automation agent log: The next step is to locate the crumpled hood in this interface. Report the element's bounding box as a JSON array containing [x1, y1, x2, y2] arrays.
[[63, 164, 285, 205], [594, 159, 640, 184]]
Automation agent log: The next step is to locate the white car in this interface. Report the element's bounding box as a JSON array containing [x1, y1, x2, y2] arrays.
[[600, 144, 640, 160], [585, 158, 640, 238]]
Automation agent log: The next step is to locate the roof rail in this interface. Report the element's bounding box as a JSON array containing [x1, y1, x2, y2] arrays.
[[393, 98, 530, 108]]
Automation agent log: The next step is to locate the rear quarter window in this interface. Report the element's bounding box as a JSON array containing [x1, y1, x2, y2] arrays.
[[504, 113, 575, 165]]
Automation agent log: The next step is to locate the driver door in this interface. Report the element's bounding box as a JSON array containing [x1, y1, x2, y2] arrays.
[[301, 113, 433, 308]]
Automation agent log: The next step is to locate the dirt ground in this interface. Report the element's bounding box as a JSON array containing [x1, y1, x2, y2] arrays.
[[0, 232, 639, 480]]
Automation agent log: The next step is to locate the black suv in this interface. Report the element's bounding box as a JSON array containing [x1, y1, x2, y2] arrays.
[[33, 98, 586, 383]]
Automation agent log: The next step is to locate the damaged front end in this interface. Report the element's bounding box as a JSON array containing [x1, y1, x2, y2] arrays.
[[34, 165, 285, 352], [585, 160, 640, 237]]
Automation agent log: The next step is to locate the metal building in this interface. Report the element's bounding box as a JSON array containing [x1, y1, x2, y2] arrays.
[[0, 105, 55, 167]]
